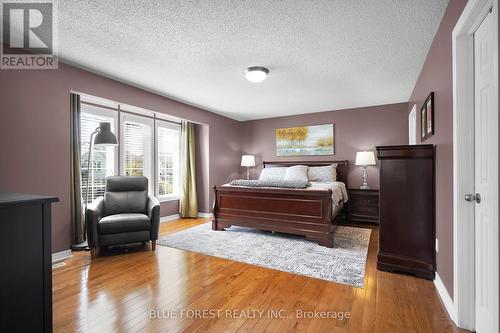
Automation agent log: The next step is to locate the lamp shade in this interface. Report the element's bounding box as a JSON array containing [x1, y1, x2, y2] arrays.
[[241, 155, 255, 167], [94, 122, 118, 146], [355, 151, 376, 166]]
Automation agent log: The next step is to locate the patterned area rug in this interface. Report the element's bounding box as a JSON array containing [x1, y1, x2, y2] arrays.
[[157, 223, 371, 288]]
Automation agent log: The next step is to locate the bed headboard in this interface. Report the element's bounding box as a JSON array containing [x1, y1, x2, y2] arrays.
[[262, 160, 349, 187]]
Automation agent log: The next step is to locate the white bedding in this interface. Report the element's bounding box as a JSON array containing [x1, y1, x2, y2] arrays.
[[308, 181, 349, 207]]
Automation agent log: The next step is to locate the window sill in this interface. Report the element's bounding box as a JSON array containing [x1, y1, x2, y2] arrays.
[[158, 196, 180, 203]]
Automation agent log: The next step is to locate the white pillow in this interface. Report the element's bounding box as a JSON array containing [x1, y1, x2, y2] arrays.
[[308, 164, 337, 182], [284, 165, 309, 182], [259, 167, 287, 181]]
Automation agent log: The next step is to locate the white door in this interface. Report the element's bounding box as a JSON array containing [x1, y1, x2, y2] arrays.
[[473, 9, 499, 333], [408, 104, 416, 145]]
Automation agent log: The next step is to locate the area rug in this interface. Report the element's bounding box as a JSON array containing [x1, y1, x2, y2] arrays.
[[157, 223, 371, 288]]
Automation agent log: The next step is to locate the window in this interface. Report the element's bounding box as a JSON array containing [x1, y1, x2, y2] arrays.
[[80, 104, 117, 203], [79, 97, 182, 203], [156, 120, 181, 199], [120, 113, 153, 189]]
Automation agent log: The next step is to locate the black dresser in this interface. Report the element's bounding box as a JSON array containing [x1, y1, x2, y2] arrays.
[[376, 145, 435, 279], [0, 192, 58, 333]]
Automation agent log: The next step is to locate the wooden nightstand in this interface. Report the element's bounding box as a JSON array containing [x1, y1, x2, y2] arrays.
[[348, 188, 379, 224]]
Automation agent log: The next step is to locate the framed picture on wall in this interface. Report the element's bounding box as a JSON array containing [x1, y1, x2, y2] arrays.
[[275, 124, 334, 156], [420, 92, 434, 141]]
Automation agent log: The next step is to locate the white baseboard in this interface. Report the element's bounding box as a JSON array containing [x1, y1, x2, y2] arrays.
[[434, 272, 457, 324], [160, 214, 181, 223], [52, 249, 72, 263], [161, 212, 211, 223]]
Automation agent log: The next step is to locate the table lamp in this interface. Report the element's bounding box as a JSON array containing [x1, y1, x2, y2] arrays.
[[241, 155, 255, 180], [355, 151, 376, 189]]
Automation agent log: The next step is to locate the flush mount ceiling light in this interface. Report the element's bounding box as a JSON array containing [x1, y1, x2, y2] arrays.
[[245, 66, 270, 83]]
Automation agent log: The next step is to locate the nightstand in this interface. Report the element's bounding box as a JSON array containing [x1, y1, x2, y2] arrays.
[[348, 188, 379, 224]]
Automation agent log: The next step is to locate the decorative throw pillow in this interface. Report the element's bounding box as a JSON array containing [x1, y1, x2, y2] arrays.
[[259, 167, 287, 181], [307, 164, 337, 182], [284, 165, 309, 182]]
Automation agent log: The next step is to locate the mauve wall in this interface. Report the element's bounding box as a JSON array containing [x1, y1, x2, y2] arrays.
[[240, 103, 408, 187], [408, 0, 468, 298], [0, 62, 241, 253]]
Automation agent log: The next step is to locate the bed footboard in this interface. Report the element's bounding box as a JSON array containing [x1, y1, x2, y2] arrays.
[[212, 185, 337, 247]]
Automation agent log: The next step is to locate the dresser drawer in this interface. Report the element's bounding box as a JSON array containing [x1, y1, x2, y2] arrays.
[[350, 195, 378, 207]]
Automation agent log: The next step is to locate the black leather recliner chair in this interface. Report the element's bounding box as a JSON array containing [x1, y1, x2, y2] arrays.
[[86, 176, 160, 258]]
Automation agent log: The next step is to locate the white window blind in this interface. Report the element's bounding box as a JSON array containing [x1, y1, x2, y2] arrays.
[[80, 105, 117, 203], [121, 113, 153, 189], [79, 97, 183, 203], [157, 121, 180, 198]]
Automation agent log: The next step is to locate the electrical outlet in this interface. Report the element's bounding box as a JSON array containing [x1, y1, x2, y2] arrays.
[[435, 238, 439, 253]]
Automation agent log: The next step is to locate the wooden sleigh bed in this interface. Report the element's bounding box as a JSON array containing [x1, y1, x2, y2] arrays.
[[212, 160, 348, 247]]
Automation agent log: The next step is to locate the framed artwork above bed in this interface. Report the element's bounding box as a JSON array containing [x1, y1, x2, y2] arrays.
[[275, 124, 335, 156]]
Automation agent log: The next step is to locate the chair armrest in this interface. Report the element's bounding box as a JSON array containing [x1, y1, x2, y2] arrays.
[[86, 196, 104, 248], [148, 195, 160, 240]]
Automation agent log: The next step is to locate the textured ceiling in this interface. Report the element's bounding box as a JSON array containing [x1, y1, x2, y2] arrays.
[[58, 0, 449, 121]]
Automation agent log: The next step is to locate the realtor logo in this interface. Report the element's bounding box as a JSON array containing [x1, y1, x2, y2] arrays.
[[1, 0, 58, 69]]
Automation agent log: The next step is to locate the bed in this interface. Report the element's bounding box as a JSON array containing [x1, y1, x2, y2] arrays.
[[212, 160, 349, 247]]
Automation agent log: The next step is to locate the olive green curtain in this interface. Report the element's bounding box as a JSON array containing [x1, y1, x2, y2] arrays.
[[70, 93, 85, 244], [179, 121, 198, 218]]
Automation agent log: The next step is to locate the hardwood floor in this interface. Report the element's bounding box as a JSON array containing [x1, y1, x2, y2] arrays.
[[53, 218, 468, 333]]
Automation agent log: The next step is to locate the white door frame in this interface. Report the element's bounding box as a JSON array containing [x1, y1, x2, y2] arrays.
[[452, 0, 499, 330], [408, 104, 417, 145]]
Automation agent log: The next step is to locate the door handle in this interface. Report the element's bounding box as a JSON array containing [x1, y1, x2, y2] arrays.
[[464, 193, 481, 203]]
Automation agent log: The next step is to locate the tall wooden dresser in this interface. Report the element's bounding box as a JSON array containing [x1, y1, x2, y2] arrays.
[[0, 192, 58, 332], [376, 145, 435, 279]]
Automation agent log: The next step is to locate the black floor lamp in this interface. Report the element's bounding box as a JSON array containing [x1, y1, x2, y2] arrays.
[[71, 122, 118, 251]]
